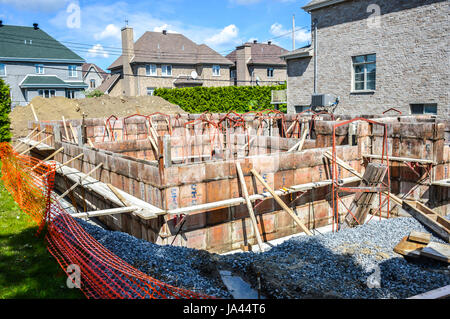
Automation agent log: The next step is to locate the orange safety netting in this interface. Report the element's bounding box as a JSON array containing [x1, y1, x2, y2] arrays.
[[0, 142, 211, 299]]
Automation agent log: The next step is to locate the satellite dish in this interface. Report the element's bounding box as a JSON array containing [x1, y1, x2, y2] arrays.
[[191, 71, 198, 79]]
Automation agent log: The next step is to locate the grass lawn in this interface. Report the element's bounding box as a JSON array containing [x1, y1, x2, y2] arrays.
[[0, 177, 84, 299]]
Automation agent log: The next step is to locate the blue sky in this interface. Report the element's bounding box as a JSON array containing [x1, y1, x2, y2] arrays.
[[0, 0, 313, 71]]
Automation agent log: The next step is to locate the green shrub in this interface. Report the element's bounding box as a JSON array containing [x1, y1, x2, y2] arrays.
[[85, 89, 104, 98], [154, 84, 287, 114], [0, 79, 11, 142]]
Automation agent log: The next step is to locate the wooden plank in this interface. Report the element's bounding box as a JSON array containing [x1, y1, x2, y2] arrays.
[[363, 154, 436, 165], [408, 231, 431, 244], [288, 127, 308, 153], [30, 103, 38, 122], [13, 127, 38, 151], [251, 168, 313, 236], [393, 236, 426, 257], [432, 179, 450, 187], [408, 285, 450, 299], [421, 242, 450, 263], [56, 163, 104, 201], [71, 206, 139, 219], [236, 162, 264, 252], [107, 183, 129, 207], [62, 116, 71, 142], [403, 200, 450, 243], [19, 135, 53, 155], [17, 137, 54, 152]]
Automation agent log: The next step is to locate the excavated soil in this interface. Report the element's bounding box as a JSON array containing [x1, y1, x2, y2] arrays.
[[10, 95, 185, 138]]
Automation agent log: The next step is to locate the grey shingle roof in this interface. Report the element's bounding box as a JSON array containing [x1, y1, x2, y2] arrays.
[[0, 25, 85, 63], [108, 31, 232, 70], [97, 73, 121, 93], [226, 42, 288, 66]]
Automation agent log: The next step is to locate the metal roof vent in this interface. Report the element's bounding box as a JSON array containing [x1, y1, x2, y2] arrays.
[[253, 40, 257, 44], [268, 41, 272, 45], [162, 30, 167, 35], [33, 23, 39, 30]]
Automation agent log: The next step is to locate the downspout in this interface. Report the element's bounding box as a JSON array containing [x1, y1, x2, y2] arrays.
[[313, 18, 318, 94]]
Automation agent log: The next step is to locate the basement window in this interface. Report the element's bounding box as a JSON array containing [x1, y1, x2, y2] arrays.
[[410, 104, 437, 115], [0, 64, 5, 76], [352, 54, 376, 91]]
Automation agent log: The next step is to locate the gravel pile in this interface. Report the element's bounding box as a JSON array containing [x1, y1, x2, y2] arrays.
[[77, 217, 450, 299]]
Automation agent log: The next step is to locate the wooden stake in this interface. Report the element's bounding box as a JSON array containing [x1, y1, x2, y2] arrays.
[[251, 168, 313, 236], [62, 116, 71, 142], [29, 147, 64, 171], [288, 127, 308, 153], [57, 163, 103, 201], [236, 162, 264, 252], [19, 134, 52, 155], [72, 206, 139, 219], [104, 119, 113, 141], [13, 127, 39, 151], [69, 122, 78, 144], [88, 138, 95, 148], [107, 183, 130, 207], [30, 103, 38, 122]]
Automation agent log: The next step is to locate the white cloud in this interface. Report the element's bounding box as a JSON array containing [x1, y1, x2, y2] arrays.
[[0, 0, 70, 12], [87, 44, 109, 58], [153, 24, 178, 34], [205, 24, 240, 46], [94, 24, 121, 40], [270, 22, 311, 43], [229, 0, 261, 4]]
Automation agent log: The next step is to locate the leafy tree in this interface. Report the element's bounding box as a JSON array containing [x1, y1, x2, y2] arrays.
[[0, 79, 11, 142], [84, 89, 104, 98]]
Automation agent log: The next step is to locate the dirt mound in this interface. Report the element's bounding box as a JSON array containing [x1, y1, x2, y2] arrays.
[[10, 95, 185, 138]]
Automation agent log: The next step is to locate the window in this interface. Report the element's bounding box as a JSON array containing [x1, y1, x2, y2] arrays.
[[66, 90, 76, 99], [230, 69, 236, 79], [146, 64, 157, 76], [0, 64, 5, 76], [352, 54, 376, 91], [212, 65, 221, 76], [147, 87, 156, 96], [410, 104, 437, 115], [35, 64, 44, 74], [267, 67, 274, 78], [38, 89, 56, 98], [68, 65, 77, 77], [90, 79, 96, 89], [162, 65, 172, 76]]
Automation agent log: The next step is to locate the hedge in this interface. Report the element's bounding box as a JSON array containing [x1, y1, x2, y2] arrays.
[[154, 84, 287, 114], [0, 79, 11, 142]]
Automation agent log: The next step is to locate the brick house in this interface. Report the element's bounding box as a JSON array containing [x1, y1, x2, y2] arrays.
[[105, 28, 233, 96], [0, 22, 87, 107], [283, 0, 449, 116], [226, 41, 288, 86]]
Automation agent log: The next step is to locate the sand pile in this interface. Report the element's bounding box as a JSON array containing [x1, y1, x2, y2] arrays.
[[10, 95, 185, 138]]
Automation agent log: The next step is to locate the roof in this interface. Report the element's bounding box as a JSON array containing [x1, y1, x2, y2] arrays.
[[108, 31, 233, 70], [0, 24, 85, 63], [82, 63, 108, 80], [302, 0, 350, 12], [20, 75, 88, 88], [281, 45, 313, 60], [97, 73, 121, 93], [226, 42, 288, 66]]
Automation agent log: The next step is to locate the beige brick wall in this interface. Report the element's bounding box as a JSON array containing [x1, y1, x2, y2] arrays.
[[287, 0, 449, 116], [251, 65, 287, 86]]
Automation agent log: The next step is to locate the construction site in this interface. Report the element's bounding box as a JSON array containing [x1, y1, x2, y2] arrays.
[[2, 97, 449, 299]]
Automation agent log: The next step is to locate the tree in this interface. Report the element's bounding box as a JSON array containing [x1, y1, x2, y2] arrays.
[[0, 79, 11, 142], [85, 89, 104, 98]]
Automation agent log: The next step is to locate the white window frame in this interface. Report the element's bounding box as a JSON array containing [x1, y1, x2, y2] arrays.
[[162, 65, 172, 77], [0, 64, 5, 77], [212, 65, 221, 77], [35, 64, 45, 74], [267, 67, 274, 78], [38, 89, 56, 98], [146, 64, 157, 76], [68, 65, 78, 78], [147, 87, 156, 96], [352, 54, 376, 92]]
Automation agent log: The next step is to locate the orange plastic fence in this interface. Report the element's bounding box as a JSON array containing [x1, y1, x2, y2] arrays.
[[0, 143, 211, 299]]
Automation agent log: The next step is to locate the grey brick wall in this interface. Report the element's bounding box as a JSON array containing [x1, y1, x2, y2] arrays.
[[287, 0, 449, 117]]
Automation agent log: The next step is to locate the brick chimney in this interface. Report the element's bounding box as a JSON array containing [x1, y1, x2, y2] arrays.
[[121, 26, 135, 96], [235, 43, 252, 86]]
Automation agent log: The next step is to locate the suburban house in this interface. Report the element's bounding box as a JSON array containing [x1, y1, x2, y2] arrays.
[[282, 0, 449, 116], [82, 63, 108, 92], [0, 22, 87, 108], [105, 28, 233, 96], [226, 41, 288, 86]]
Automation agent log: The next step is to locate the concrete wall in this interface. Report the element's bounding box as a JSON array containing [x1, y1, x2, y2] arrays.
[[287, 0, 449, 116]]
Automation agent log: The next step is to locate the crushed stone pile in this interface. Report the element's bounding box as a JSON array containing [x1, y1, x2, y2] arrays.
[[10, 95, 185, 138], [77, 216, 450, 299]]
